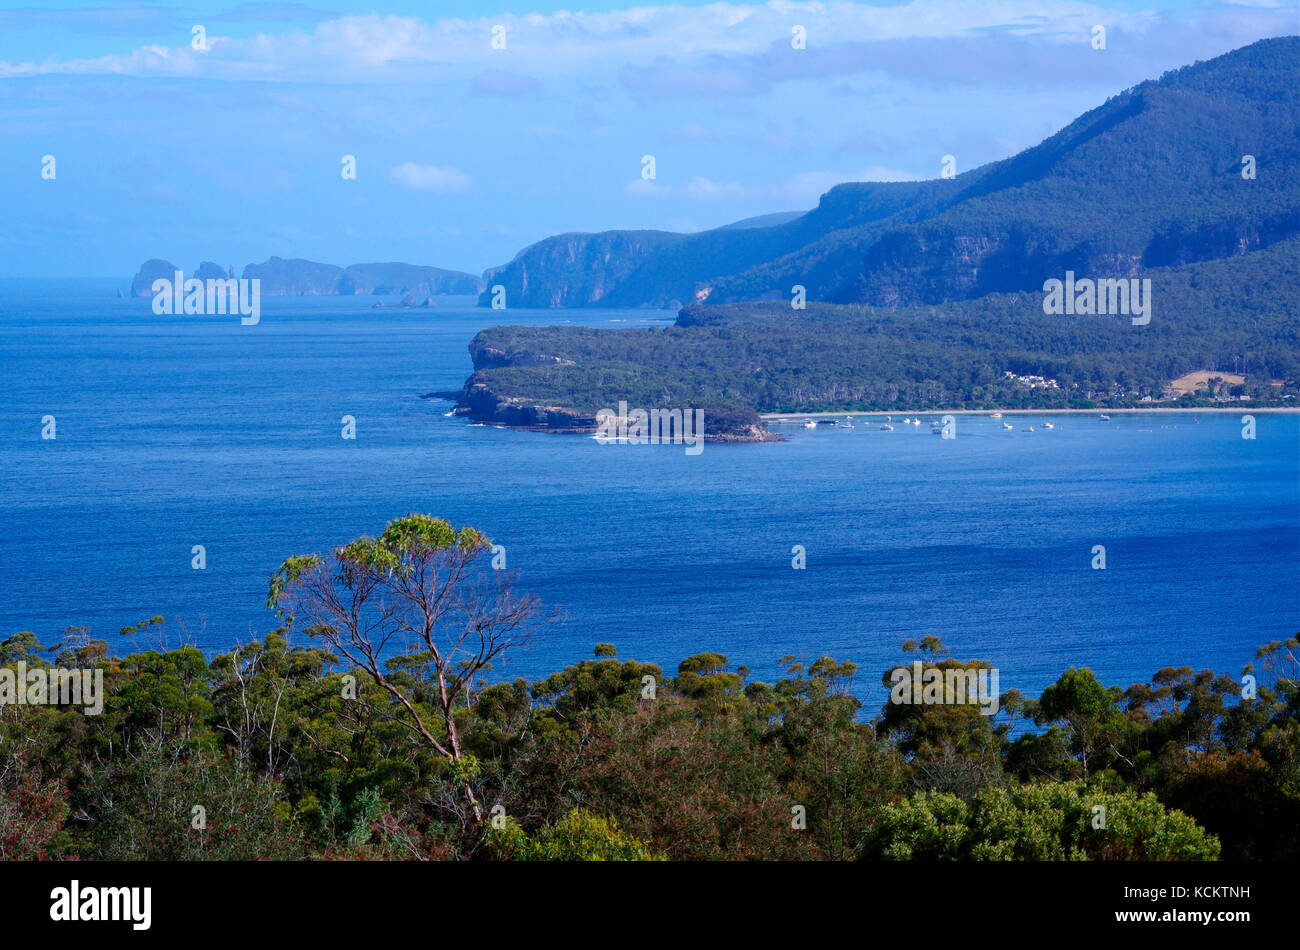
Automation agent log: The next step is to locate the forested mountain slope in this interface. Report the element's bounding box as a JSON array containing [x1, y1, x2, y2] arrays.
[[478, 37, 1298, 311]]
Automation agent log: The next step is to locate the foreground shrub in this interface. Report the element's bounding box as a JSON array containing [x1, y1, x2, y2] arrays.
[[489, 808, 663, 861], [0, 757, 69, 859], [76, 741, 304, 860], [860, 782, 1219, 861]]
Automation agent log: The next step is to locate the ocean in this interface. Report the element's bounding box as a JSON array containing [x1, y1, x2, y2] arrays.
[[2, 279, 1297, 712]]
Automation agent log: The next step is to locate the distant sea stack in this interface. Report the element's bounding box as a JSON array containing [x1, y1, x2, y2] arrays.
[[195, 261, 233, 282], [130, 259, 175, 297], [131, 258, 481, 298], [130, 260, 236, 297]]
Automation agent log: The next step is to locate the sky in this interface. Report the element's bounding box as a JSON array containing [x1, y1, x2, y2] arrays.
[[0, 0, 1294, 278]]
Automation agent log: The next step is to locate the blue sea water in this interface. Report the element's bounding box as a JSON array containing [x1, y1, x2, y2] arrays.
[[1, 279, 1297, 713]]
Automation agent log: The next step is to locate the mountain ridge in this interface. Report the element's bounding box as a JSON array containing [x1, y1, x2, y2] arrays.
[[476, 35, 1299, 310]]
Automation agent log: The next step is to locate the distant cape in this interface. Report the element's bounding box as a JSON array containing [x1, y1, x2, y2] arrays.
[[130, 257, 482, 298]]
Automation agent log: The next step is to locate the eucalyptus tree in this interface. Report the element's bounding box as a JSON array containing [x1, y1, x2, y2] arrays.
[[268, 514, 545, 825]]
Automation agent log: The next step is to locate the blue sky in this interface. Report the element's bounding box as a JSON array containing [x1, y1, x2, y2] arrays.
[[1, 0, 1293, 277]]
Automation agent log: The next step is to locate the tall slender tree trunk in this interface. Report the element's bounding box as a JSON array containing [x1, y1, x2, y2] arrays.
[[445, 704, 484, 823]]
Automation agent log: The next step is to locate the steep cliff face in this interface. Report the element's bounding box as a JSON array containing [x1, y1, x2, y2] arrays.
[[461, 378, 599, 430], [478, 231, 688, 308]]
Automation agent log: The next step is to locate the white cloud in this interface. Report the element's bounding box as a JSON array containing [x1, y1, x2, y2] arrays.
[[626, 176, 758, 202], [0, 2, 1253, 82], [626, 166, 920, 203], [389, 162, 472, 193]]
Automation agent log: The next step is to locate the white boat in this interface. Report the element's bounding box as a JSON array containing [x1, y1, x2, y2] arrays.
[[1099, 414, 1111, 421], [842, 417, 855, 430], [1022, 426, 1035, 432], [991, 412, 1003, 419], [1002, 422, 1014, 430], [1043, 422, 1054, 429], [902, 417, 912, 424], [912, 418, 921, 426], [880, 423, 894, 431], [803, 419, 816, 429]]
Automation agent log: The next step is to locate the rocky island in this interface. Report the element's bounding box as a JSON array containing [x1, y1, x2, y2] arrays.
[[131, 257, 481, 298]]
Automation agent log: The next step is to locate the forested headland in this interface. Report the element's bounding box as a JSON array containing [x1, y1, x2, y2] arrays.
[[458, 238, 1300, 436]]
